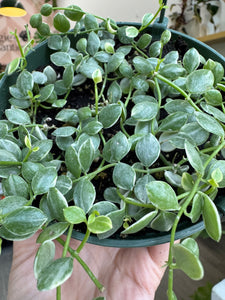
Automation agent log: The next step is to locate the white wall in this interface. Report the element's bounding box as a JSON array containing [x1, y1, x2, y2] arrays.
[[57, 0, 175, 23]]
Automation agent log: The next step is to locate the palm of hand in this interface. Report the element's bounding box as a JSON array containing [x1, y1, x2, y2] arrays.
[[7, 233, 169, 300]]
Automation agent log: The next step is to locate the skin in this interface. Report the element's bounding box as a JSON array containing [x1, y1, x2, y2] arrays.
[[7, 232, 170, 300]]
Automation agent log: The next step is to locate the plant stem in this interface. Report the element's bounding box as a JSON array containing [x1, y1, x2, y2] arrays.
[[56, 237, 104, 292], [155, 73, 201, 112], [76, 228, 91, 254], [167, 139, 225, 298]]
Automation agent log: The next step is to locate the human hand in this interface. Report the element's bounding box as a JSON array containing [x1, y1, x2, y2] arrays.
[[7, 232, 169, 300]]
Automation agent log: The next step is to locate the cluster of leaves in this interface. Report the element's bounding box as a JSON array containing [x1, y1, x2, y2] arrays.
[[0, 1, 225, 299]]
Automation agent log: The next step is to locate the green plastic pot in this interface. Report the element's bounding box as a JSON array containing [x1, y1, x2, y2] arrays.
[[1, 20, 225, 248]]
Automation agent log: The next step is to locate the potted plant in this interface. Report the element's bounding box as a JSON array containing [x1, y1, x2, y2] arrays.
[[0, 1, 225, 299]]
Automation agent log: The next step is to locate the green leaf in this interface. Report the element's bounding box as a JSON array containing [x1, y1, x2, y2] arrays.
[[149, 41, 162, 57], [184, 140, 204, 174], [73, 179, 96, 213], [0, 138, 22, 160], [63, 65, 74, 88], [28, 140, 53, 162], [103, 132, 130, 163], [3, 207, 47, 236], [151, 211, 176, 231], [47, 35, 63, 50], [53, 13, 70, 32], [64, 5, 84, 21], [107, 52, 124, 73], [185, 193, 202, 223], [32, 167, 57, 195], [125, 26, 139, 38], [2, 175, 29, 198], [34, 241, 55, 279], [133, 56, 153, 75], [87, 31, 100, 56], [183, 48, 200, 73], [159, 64, 186, 80], [195, 111, 224, 138], [32, 71, 47, 85], [55, 175, 72, 195], [52, 126, 76, 137], [78, 138, 95, 173], [146, 181, 179, 210], [121, 210, 157, 234], [204, 89, 222, 106], [22, 162, 45, 182], [63, 206, 86, 224], [186, 69, 214, 94], [172, 243, 204, 280], [99, 103, 122, 128], [97, 208, 125, 239], [84, 14, 99, 30], [135, 133, 160, 167], [159, 112, 188, 132], [65, 146, 81, 178], [36, 222, 69, 243], [207, 160, 225, 188], [136, 33, 152, 49], [131, 101, 158, 121], [50, 52, 72, 67], [7, 57, 21, 75], [113, 162, 136, 190], [47, 188, 68, 222], [0, 196, 28, 215], [201, 102, 225, 123], [5, 108, 31, 125], [83, 120, 103, 135], [37, 257, 73, 291], [88, 215, 112, 234], [200, 192, 222, 242], [134, 174, 155, 203], [16, 70, 34, 95]]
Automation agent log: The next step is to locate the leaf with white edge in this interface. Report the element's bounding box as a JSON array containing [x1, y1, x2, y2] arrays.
[[0, 196, 28, 215], [36, 222, 69, 244], [181, 238, 200, 257], [146, 181, 179, 211], [37, 257, 73, 291], [97, 208, 125, 239], [88, 215, 112, 234], [195, 111, 224, 138], [121, 210, 157, 234], [150, 211, 176, 231], [34, 241, 55, 279], [5, 108, 31, 125], [0, 226, 34, 241], [99, 103, 122, 128], [63, 206, 86, 224], [183, 48, 200, 73], [32, 167, 57, 195], [65, 146, 81, 178], [52, 126, 76, 137], [102, 132, 130, 163], [200, 192, 222, 242], [113, 162, 136, 190], [185, 193, 203, 223], [207, 160, 225, 188], [28, 140, 53, 162], [87, 31, 100, 56], [172, 243, 204, 280], [47, 188, 68, 222], [134, 174, 155, 203], [55, 175, 72, 195], [135, 133, 160, 167], [78, 138, 95, 173], [50, 52, 72, 67], [184, 140, 204, 174], [3, 207, 47, 236], [2, 175, 29, 198], [73, 179, 96, 213], [186, 69, 214, 94], [131, 101, 158, 121], [16, 70, 34, 95]]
